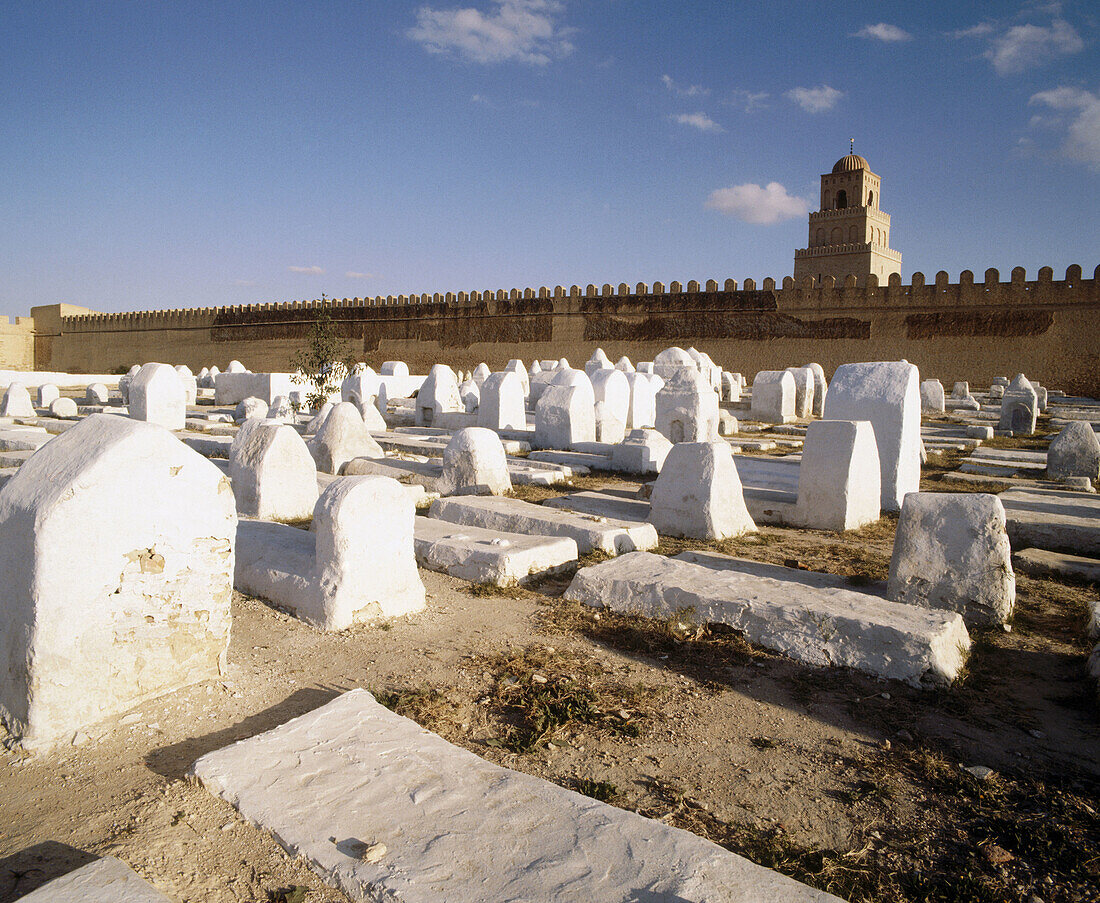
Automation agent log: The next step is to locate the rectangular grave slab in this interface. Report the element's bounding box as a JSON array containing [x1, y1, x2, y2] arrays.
[[191, 689, 842, 903], [1012, 548, 1100, 583], [999, 488, 1100, 556], [413, 516, 578, 585], [564, 552, 970, 686], [15, 856, 175, 902], [429, 495, 658, 555]]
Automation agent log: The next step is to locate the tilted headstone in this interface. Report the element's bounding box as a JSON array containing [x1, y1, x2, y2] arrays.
[[1, 382, 35, 417], [648, 441, 756, 540], [823, 361, 921, 512], [887, 492, 1015, 627], [0, 414, 235, 750]]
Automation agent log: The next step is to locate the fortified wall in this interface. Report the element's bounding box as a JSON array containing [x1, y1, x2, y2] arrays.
[[21, 264, 1100, 397]]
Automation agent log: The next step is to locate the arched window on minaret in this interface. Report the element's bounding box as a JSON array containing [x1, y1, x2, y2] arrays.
[[849, 225, 858, 242], [823, 190, 831, 209], [816, 228, 825, 246], [836, 189, 847, 209], [867, 190, 874, 207]]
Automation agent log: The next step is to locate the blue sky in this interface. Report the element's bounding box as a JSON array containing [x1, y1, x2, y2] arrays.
[[2, 1, 1097, 316]]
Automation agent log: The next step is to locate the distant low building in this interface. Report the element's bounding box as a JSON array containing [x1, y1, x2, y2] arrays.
[[794, 152, 902, 287]]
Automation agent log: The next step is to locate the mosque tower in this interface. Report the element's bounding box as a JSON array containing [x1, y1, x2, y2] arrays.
[[793, 146, 902, 287]]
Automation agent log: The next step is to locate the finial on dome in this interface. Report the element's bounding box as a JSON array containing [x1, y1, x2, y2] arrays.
[[850, 137, 854, 154]]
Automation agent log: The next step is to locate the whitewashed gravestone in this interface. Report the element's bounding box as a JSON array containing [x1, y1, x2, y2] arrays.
[[623, 370, 657, 429], [439, 427, 512, 496], [230, 421, 319, 521], [129, 362, 186, 430], [920, 379, 945, 415], [998, 373, 1038, 435], [0, 414, 235, 751], [1047, 421, 1100, 482], [749, 370, 796, 424], [610, 427, 672, 475], [535, 377, 596, 450], [648, 441, 756, 540], [235, 476, 425, 630], [307, 401, 384, 474], [85, 382, 110, 405], [234, 396, 268, 423], [477, 370, 526, 431], [36, 384, 59, 408], [785, 366, 815, 419], [795, 419, 881, 531], [805, 362, 828, 416], [416, 364, 463, 426], [49, 397, 79, 419], [887, 492, 1015, 627], [823, 361, 921, 512], [655, 367, 719, 443], [1, 382, 35, 417]]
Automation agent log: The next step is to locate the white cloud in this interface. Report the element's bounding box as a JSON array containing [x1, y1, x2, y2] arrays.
[[288, 265, 324, 275], [705, 182, 808, 225], [1029, 86, 1100, 168], [661, 74, 708, 97], [672, 112, 723, 133], [786, 85, 843, 113], [345, 271, 377, 279], [407, 0, 573, 65], [726, 89, 769, 113], [471, 93, 489, 103], [986, 19, 1083, 74], [852, 23, 912, 42], [951, 22, 995, 39]]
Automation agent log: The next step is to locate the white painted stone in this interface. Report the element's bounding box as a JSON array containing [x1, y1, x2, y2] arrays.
[[476, 371, 526, 431], [381, 361, 409, 377], [653, 346, 697, 381], [565, 553, 971, 687], [610, 428, 672, 475], [967, 425, 995, 440], [637, 361, 654, 374], [648, 442, 756, 540], [805, 363, 828, 416], [267, 395, 296, 424], [230, 422, 319, 521], [235, 476, 425, 630], [341, 370, 383, 417], [439, 427, 511, 496], [458, 378, 480, 413], [49, 397, 79, 419], [414, 517, 578, 585], [721, 371, 741, 403], [623, 370, 657, 429], [226, 359, 247, 373], [952, 381, 970, 397], [823, 361, 921, 512], [430, 495, 658, 555], [176, 370, 198, 405], [655, 367, 719, 443], [584, 347, 613, 377], [191, 689, 843, 903], [888, 492, 1015, 627], [749, 370, 796, 424], [36, 384, 60, 407], [504, 359, 530, 397], [615, 355, 635, 372], [234, 396, 269, 423], [214, 372, 305, 406], [590, 368, 630, 426], [998, 374, 1038, 435], [306, 401, 334, 434], [1047, 420, 1100, 482], [472, 362, 491, 387], [920, 379, 946, 414], [794, 420, 881, 531], [557, 357, 570, 370], [85, 382, 110, 405], [535, 381, 596, 450], [1, 382, 34, 418], [0, 414, 235, 751], [593, 401, 626, 444], [129, 363, 186, 430], [989, 384, 1005, 401], [1034, 384, 1048, 412], [15, 856, 175, 902], [416, 365, 462, 427], [785, 367, 815, 419], [307, 402, 384, 475], [718, 410, 738, 436]]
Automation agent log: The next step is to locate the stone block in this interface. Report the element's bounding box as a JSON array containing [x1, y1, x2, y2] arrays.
[[655, 368, 719, 442], [477, 370, 526, 431], [1047, 421, 1100, 482], [648, 442, 756, 540], [590, 368, 629, 426], [439, 427, 511, 496], [307, 402, 384, 475], [623, 370, 656, 429], [49, 397, 79, 419], [234, 396, 268, 423], [85, 382, 109, 405], [593, 401, 626, 443], [535, 381, 595, 450], [998, 373, 1038, 435], [795, 419, 881, 531], [565, 553, 970, 686], [785, 366, 815, 419], [609, 428, 672, 474], [0, 414, 235, 750], [191, 689, 844, 903], [749, 371, 796, 424], [888, 492, 1015, 626], [805, 363, 828, 416], [416, 365, 462, 427], [1, 382, 35, 418], [235, 476, 425, 630], [130, 363, 186, 430], [920, 379, 945, 414], [823, 361, 921, 512], [230, 421, 318, 521], [36, 384, 59, 407], [15, 857, 175, 902]]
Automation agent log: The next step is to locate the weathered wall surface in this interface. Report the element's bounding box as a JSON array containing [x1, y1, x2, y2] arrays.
[[28, 265, 1100, 398], [0, 318, 36, 371]]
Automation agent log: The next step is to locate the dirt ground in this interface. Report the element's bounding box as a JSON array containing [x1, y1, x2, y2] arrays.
[[1, 456, 1098, 902]]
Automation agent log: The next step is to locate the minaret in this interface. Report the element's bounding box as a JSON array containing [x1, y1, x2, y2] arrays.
[[793, 146, 902, 287]]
